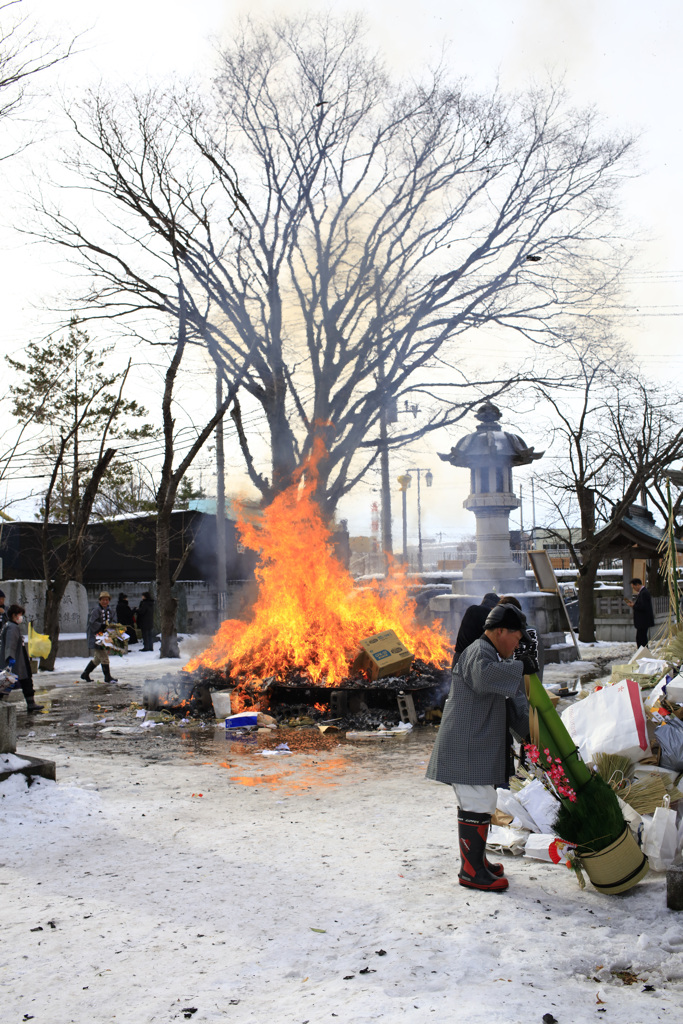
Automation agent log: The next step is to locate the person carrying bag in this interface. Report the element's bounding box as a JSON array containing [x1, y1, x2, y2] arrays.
[[0, 604, 43, 712]]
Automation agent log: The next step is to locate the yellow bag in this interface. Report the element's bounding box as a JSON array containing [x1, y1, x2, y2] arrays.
[[28, 622, 52, 659]]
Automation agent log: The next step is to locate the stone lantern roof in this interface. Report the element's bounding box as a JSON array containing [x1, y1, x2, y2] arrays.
[[438, 402, 544, 469]]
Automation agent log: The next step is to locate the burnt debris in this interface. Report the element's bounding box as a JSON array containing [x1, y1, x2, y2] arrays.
[[142, 659, 450, 730]]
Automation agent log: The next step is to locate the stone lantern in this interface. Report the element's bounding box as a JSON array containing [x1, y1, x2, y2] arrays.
[[430, 401, 576, 662], [438, 401, 543, 595]]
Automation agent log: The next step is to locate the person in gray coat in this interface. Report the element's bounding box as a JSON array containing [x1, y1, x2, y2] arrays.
[[426, 603, 535, 892], [81, 591, 118, 683], [0, 604, 43, 712]]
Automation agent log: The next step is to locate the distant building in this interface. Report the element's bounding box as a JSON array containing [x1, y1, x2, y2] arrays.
[[529, 527, 583, 569]]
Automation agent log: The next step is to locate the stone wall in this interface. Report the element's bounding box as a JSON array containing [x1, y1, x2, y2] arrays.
[[84, 579, 256, 636], [0, 579, 88, 635], [594, 594, 669, 642]]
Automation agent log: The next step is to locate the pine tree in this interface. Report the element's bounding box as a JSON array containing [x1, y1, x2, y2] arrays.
[[7, 318, 154, 667]]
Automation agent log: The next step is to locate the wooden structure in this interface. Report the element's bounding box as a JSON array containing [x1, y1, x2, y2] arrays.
[[583, 503, 683, 641]]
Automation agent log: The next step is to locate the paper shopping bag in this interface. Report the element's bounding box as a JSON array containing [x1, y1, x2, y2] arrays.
[[560, 678, 650, 764]]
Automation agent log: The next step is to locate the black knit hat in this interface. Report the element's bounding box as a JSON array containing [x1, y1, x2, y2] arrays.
[[484, 603, 531, 643]]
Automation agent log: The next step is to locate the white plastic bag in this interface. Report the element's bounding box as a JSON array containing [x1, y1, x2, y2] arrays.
[[524, 833, 559, 861], [496, 788, 539, 832], [644, 676, 670, 710], [642, 796, 678, 872], [487, 825, 528, 856], [561, 679, 651, 764], [515, 779, 561, 833], [617, 796, 643, 836], [635, 658, 670, 675]]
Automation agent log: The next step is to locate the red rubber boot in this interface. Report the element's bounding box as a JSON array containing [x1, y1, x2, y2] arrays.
[[458, 811, 509, 892]]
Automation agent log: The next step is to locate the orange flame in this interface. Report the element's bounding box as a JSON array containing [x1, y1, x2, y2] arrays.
[[185, 442, 450, 688]]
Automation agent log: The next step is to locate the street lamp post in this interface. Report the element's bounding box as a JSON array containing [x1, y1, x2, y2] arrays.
[[397, 474, 411, 564], [407, 467, 433, 573]]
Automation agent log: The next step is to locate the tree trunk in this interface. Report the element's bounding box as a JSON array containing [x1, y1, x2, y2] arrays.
[[156, 505, 180, 658], [264, 370, 298, 496], [577, 557, 600, 644], [40, 572, 70, 671]]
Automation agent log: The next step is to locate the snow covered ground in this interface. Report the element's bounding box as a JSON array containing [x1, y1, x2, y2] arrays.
[[2, 639, 682, 1023]]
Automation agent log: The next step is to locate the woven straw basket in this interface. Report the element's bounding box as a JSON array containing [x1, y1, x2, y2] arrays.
[[581, 826, 649, 894]]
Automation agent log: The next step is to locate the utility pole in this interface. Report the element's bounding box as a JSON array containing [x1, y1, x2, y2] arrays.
[[215, 366, 227, 614], [375, 272, 393, 566], [531, 477, 536, 550], [520, 484, 525, 536], [519, 483, 526, 570], [407, 467, 433, 574]]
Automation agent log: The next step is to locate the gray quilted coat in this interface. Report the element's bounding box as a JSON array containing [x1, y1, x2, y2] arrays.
[[0, 621, 31, 678], [87, 603, 112, 648], [426, 636, 528, 787]]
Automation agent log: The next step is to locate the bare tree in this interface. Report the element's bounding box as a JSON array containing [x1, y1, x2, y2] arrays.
[[531, 343, 683, 642], [29, 77, 261, 654], [151, 288, 251, 657], [192, 14, 635, 513], [647, 470, 683, 537], [32, 14, 634, 520], [0, 0, 74, 157], [0, 1, 75, 504]]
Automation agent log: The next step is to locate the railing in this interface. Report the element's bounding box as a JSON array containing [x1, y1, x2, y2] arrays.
[[595, 595, 669, 618]]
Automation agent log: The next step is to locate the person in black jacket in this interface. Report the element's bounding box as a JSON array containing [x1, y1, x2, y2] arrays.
[[116, 593, 137, 645], [136, 592, 155, 652], [452, 592, 499, 667], [0, 604, 43, 712], [625, 577, 655, 649], [0, 590, 7, 632]]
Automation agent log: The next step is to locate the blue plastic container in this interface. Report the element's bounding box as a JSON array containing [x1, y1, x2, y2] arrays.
[[225, 712, 259, 728]]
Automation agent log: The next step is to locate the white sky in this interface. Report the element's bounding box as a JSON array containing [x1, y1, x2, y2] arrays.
[[2, 0, 683, 541]]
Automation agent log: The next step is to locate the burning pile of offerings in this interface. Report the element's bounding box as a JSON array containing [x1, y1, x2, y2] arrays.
[[146, 644, 449, 732], [159, 447, 452, 728]]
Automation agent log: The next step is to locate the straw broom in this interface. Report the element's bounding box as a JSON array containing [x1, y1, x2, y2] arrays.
[[594, 752, 634, 789], [592, 752, 672, 815]]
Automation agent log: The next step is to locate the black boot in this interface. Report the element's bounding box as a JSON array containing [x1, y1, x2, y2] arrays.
[[81, 660, 96, 682], [21, 679, 43, 713], [103, 664, 118, 684], [457, 811, 509, 892]]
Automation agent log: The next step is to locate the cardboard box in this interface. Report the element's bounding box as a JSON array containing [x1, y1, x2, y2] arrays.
[[357, 630, 413, 680]]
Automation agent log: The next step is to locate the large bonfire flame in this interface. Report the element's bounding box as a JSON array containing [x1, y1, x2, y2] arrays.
[[184, 441, 450, 695]]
